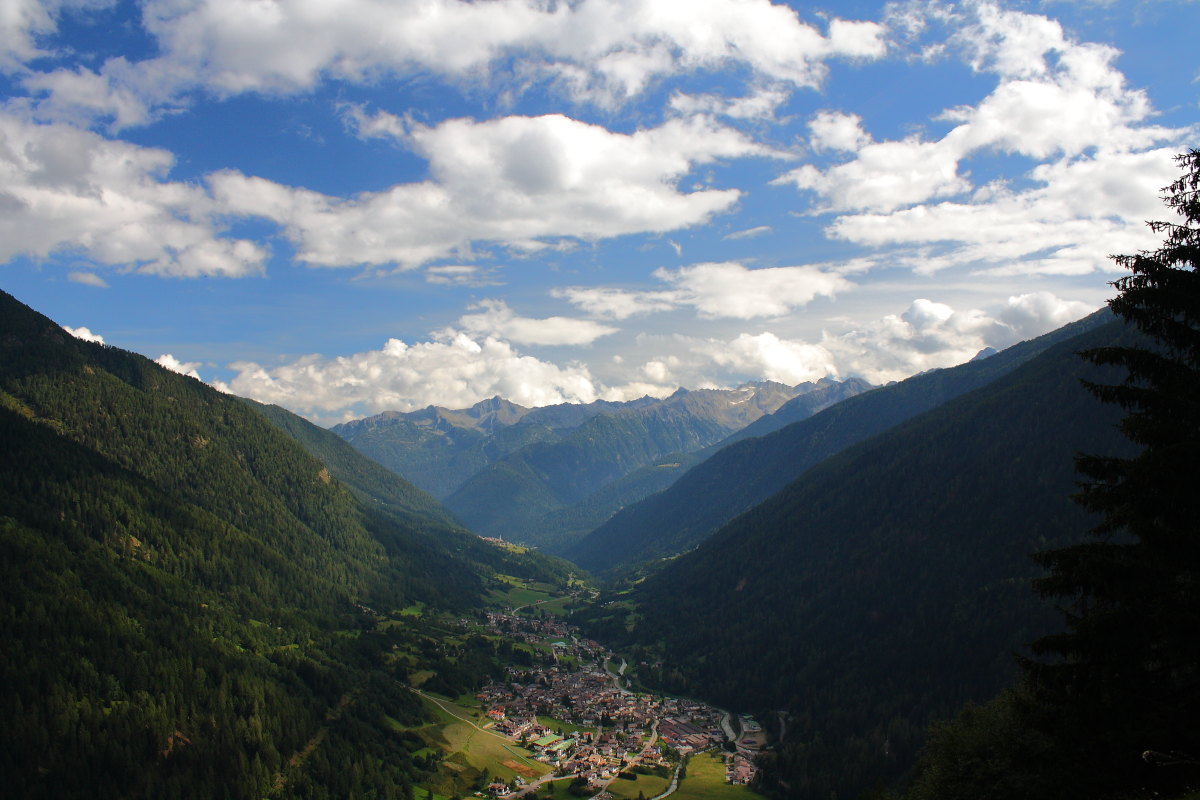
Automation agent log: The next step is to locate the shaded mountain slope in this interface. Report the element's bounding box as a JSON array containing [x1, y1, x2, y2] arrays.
[[589, 315, 1134, 799], [0, 290, 549, 798], [567, 311, 1114, 574]]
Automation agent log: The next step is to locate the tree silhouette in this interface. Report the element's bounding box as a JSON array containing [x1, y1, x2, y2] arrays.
[[1029, 149, 1200, 796]]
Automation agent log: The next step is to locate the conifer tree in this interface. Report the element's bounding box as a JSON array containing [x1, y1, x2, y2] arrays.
[[1028, 150, 1200, 795]]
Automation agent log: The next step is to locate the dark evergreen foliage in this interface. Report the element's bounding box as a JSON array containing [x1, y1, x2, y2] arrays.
[[581, 315, 1133, 799], [906, 150, 1200, 800], [0, 290, 546, 798], [1029, 150, 1200, 796]]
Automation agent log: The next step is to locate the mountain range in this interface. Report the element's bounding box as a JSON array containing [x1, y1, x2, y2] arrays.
[[334, 378, 871, 551]]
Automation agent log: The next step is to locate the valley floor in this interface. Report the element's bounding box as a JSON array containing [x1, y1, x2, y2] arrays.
[[400, 587, 766, 800]]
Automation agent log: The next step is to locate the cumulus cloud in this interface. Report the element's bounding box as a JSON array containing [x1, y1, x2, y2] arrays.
[[0, 113, 266, 277], [455, 299, 618, 346], [654, 262, 850, 318], [827, 147, 1180, 276], [692, 332, 839, 385], [807, 110, 872, 153], [822, 292, 1099, 382], [555, 261, 849, 320], [62, 324, 104, 343], [155, 353, 203, 380], [775, 2, 1189, 275], [23, 0, 884, 126], [210, 113, 775, 268], [216, 332, 604, 423]]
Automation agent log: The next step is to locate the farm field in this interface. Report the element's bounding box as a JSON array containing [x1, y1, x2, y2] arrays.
[[671, 751, 766, 800], [605, 770, 671, 800], [409, 692, 551, 798]]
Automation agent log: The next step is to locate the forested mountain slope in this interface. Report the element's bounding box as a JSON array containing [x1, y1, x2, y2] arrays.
[[583, 314, 1135, 799], [0, 291, 547, 798], [567, 311, 1114, 574]]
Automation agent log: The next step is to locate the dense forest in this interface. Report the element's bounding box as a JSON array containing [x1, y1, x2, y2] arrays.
[[578, 314, 1133, 798], [0, 291, 561, 799], [901, 150, 1200, 800]]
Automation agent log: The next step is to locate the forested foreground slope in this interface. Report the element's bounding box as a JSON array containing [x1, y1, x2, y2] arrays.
[[0, 290, 553, 799], [583, 315, 1136, 799], [568, 310, 1115, 574]]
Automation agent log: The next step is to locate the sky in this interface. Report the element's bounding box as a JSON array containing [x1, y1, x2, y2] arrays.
[[2, 0, 1197, 425]]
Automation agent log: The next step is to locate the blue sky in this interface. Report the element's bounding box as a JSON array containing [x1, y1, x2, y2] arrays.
[[2, 0, 1197, 424]]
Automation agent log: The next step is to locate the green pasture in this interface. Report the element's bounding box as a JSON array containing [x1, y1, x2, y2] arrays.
[[671, 751, 766, 800]]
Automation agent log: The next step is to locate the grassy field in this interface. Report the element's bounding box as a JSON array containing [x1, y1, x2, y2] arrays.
[[605, 770, 672, 800], [409, 693, 551, 798], [671, 751, 766, 800]]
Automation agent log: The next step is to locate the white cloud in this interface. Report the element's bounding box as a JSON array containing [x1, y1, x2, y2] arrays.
[[425, 264, 503, 287], [455, 299, 618, 346], [724, 225, 772, 240], [556, 261, 848, 321], [216, 332, 604, 423], [619, 290, 1099, 391], [778, 134, 968, 213], [652, 261, 850, 319], [155, 353, 203, 380], [777, 2, 1189, 275], [807, 110, 871, 153], [340, 103, 409, 142], [67, 270, 108, 287], [693, 331, 839, 385], [0, 113, 266, 277], [24, 0, 884, 127], [551, 286, 681, 320], [827, 147, 1181, 276], [996, 290, 1097, 340], [0, 0, 56, 71], [215, 289, 1099, 422], [62, 324, 103, 343], [210, 113, 775, 269], [669, 85, 791, 120], [821, 293, 1098, 382]]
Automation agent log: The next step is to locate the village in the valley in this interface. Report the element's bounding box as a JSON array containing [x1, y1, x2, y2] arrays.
[[463, 610, 762, 798]]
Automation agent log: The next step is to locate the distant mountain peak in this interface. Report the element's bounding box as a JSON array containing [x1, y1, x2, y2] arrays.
[[971, 346, 1000, 362]]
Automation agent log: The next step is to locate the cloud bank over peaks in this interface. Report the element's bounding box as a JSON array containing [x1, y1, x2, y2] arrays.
[[215, 289, 1096, 423], [212, 113, 779, 269], [216, 332, 607, 424]]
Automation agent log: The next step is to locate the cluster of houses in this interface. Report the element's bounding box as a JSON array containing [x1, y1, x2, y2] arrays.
[[475, 610, 758, 795]]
